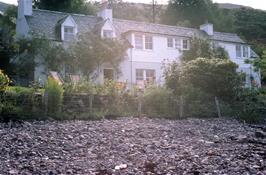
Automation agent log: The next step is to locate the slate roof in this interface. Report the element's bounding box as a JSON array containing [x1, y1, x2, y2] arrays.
[[27, 9, 246, 44], [0, 2, 10, 15], [27, 9, 101, 40]]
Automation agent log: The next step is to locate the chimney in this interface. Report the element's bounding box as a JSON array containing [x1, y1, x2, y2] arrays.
[[18, 0, 32, 17], [200, 23, 213, 36], [16, 0, 32, 38], [97, 1, 113, 22]]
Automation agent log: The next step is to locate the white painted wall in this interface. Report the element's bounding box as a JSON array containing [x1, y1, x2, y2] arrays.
[[217, 41, 261, 87]]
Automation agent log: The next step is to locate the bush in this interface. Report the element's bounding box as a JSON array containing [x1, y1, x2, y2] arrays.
[[0, 69, 10, 91], [45, 77, 64, 118], [143, 86, 177, 118], [99, 80, 137, 117], [233, 88, 266, 123], [0, 86, 44, 122], [64, 79, 95, 94]]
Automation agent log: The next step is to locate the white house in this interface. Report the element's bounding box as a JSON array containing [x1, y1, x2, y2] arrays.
[[16, 0, 261, 87]]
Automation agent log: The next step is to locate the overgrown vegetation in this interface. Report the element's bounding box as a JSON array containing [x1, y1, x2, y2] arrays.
[[45, 77, 64, 118]]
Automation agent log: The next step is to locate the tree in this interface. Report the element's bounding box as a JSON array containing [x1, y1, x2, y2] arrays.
[[182, 38, 229, 62], [0, 6, 17, 75], [235, 8, 266, 47], [33, 0, 97, 15], [164, 57, 243, 117], [161, 0, 214, 27], [246, 50, 266, 85], [181, 58, 242, 100], [66, 32, 129, 77]]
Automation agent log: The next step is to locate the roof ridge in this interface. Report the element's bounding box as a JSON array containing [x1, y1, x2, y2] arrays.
[[113, 18, 200, 32], [214, 31, 238, 36], [33, 9, 239, 37], [33, 9, 98, 19]]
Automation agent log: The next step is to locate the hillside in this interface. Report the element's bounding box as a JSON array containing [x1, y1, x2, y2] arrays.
[[217, 3, 251, 9]]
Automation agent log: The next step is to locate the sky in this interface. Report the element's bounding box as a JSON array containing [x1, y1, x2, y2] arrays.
[[1, 0, 266, 10]]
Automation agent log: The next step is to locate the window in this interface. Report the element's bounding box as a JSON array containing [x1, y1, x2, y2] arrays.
[[64, 26, 75, 41], [104, 69, 114, 80], [182, 39, 189, 50], [135, 34, 143, 49], [136, 69, 156, 82], [236, 45, 241, 58], [145, 36, 153, 50], [103, 30, 113, 38], [167, 38, 173, 48], [175, 38, 181, 49], [243, 46, 249, 58], [146, 69, 155, 83], [136, 69, 144, 81]]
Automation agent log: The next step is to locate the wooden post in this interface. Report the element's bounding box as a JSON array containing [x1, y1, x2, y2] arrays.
[[89, 94, 93, 113], [44, 91, 48, 117], [179, 96, 184, 118], [215, 96, 222, 118], [138, 92, 143, 116]]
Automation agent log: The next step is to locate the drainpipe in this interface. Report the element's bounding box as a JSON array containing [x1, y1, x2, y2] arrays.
[[130, 48, 133, 88]]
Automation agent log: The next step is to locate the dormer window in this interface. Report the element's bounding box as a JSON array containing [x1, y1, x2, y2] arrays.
[[64, 26, 75, 41], [103, 30, 113, 38]]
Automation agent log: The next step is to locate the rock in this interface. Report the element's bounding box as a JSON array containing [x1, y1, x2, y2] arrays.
[[255, 131, 266, 139], [0, 117, 265, 174], [115, 164, 128, 170]]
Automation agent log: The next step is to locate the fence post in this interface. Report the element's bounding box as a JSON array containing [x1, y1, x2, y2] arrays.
[[138, 92, 143, 116], [89, 94, 93, 113], [44, 91, 48, 117], [179, 96, 184, 118], [215, 96, 222, 118]]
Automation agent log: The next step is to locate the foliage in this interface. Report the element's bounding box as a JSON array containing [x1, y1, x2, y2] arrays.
[[233, 89, 266, 123], [234, 8, 266, 55], [163, 60, 182, 96], [68, 32, 128, 77], [0, 86, 44, 122], [0, 69, 10, 91], [64, 79, 96, 94], [33, 0, 97, 15], [246, 50, 266, 85], [45, 77, 64, 118], [143, 86, 176, 118], [161, 0, 214, 27], [0, 6, 17, 75], [181, 58, 242, 100], [182, 38, 229, 62]]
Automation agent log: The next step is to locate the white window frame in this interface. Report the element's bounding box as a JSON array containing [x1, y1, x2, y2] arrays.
[[134, 34, 153, 50], [103, 30, 113, 38], [182, 39, 189, 50], [236, 45, 249, 58], [136, 69, 144, 81], [136, 69, 156, 82], [135, 34, 143, 50], [236, 45, 242, 58], [243, 46, 249, 58], [175, 38, 181, 49], [145, 35, 153, 50], [64, 26, 75, 41], [167, 37, 174, 48]]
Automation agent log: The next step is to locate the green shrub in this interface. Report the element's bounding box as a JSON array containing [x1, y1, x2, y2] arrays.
[[182, 87, 217, 118], [0, 69, 10, 91], [45, 77, 64, 118], [233, 88, 266, 123], [143, 86, 176, 118], [0, 86, 44, 122], [64, 79, 95, 94]]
